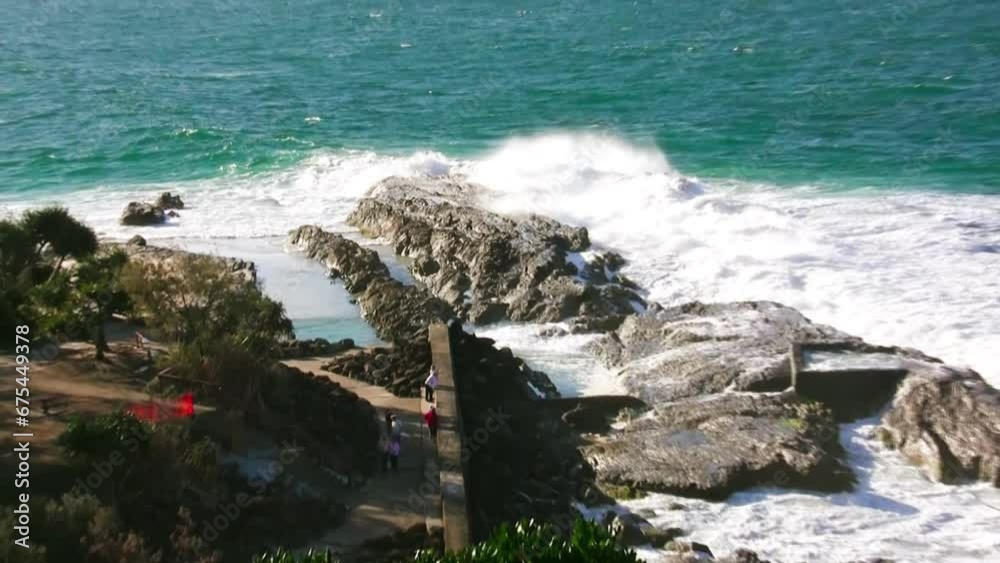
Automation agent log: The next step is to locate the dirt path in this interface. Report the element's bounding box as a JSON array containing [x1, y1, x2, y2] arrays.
[[283, 358, 434, 554]]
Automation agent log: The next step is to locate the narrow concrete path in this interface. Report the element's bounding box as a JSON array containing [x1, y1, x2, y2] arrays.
[[282, 357, 434, 554]]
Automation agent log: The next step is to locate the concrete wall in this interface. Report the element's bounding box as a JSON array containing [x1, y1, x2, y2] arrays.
[[428, 323, 471, 552]]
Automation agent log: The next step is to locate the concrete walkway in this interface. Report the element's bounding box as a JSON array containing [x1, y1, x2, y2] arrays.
[[282, 358, 435, 555]]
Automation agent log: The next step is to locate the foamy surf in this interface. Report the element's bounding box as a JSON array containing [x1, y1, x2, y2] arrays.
[[4, 131, 999, 562], [5, 132, 998, 387]]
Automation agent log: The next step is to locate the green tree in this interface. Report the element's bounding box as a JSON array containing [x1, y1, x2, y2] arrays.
[[20, 206, 99, 278], [122, 254, 293, 354], [73, 250, 130, 359], [26, 249, 130, 359], [0, 219, 36, 340]]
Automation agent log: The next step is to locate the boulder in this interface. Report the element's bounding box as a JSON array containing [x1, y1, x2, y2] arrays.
[[155, 191, 185, 209], [591, 301, 929, 403], [610, 513, 648, 547], [585, 392, 853, 499], [605, 512, 681, 548], [127, 235, 147, 247], [880, 366, 1000, 486], [120, 201, 165, 226]]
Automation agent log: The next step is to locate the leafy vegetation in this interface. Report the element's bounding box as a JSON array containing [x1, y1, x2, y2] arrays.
[[122, 254, 293, 355], [251, 548, 337, 563], [0, 207, 127, 353], [20, 206, 99, 278], [252, 520, 639, 563], [412, 520, 639, 563], [600, 483, 646, 500], [58, 411, 151, 460]]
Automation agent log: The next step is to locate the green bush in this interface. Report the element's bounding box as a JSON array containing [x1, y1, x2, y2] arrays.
[[251, 548, 336, 562], [122, 254, 293, 355], [58, 411, 151, 460], [252, 519, 637, 563], [412, 519, 639, 563]]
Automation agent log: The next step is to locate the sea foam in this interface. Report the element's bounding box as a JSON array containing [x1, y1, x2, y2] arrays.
[[7, 131, 1000, 562]]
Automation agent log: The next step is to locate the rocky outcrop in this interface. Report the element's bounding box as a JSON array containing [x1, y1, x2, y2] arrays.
[[598, 510, 683, 548], [113, 243, 257, 282], [277, 337, 355, 359], [322, 346, 431, 397], [288, 226, 561, 399], [593, 301, 937, 404], [591, 301, 861, 402], [585, 392, 852, 499], [345, 176, 644, 327], [155, 191, 184, 209], [120, 201, 166, 225], [127, 234, 147, 246], [880, 366, 1000, 486], [288, 225, 453, 343]]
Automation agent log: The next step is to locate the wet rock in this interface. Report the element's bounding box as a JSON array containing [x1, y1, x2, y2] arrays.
[[127, 234, 147, 247], [288, 225, 454, 343], [344, 176, 641, 328], [155, 191, 185, 209], [591, 301, 928, 403], [610, 512, 648, 547], [120, 201, 165, 225], [880, 365, 1000, 486], [586, 392, 853, 499]]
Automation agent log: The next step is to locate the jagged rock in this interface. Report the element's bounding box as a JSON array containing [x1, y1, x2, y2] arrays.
[[344, 176, 642, 328], [663, 541, 715, 561], [278, 337, 355, 359], [120, 201, 165, 225], [111, 242, 257, 283], [585, 392, 853, 499], [880, 366, 1000, 486], [290, 225, 561, 400], [605, 512, 682, 548], [288, 225, 454, 343], [127, 235, 147, 247], [592, 301, 931, 403], [610, 512, 648, 547], [155, 191, 185, 209]]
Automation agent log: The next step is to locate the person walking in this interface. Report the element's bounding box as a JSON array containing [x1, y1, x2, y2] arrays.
[[378, 430, 391, 472], [424, 366, 439, 402], [388, 438, 401, 471], [424, 405, 439, 439], [390, 414, 402, 444]]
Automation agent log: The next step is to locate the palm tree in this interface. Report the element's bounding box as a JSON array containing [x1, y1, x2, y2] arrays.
[[72, 250, 129, 360], [20, 206, 99, 278]]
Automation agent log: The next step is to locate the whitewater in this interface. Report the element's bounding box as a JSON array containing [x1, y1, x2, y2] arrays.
[[4, 132, 999, 561]]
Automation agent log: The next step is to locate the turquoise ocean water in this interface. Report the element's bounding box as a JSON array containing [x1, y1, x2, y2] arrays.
[[5, 4, 1000, 560], [2, 0, 999, 368], [2, 0, 998, 195]]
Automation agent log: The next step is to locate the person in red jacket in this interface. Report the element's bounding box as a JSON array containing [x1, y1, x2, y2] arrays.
[[424, 405, 439, 439]]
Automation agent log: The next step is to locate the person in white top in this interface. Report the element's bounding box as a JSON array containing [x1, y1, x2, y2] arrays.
[[424, 366, 439, 402]]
